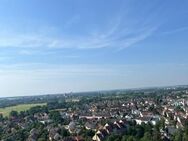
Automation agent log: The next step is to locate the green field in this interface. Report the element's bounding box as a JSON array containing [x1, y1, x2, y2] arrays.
[[0, 103, 46, 117]]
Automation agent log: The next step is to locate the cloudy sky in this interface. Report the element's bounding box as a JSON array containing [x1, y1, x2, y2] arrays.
[[0, 0, 188, 97]]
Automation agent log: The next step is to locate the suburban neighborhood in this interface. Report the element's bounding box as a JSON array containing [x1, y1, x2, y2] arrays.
[[0, 86, 188, 141]]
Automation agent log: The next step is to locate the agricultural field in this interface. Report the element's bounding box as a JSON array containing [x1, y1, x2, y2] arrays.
[[0, 103, 46, 117]]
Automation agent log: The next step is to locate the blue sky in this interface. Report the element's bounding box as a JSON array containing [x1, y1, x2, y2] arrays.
[[0, 0, 188, 97]]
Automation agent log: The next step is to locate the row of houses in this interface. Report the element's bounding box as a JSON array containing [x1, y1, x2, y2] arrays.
[[92, 119, 127, 141]]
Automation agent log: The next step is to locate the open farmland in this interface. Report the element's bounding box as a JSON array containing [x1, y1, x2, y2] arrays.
[[0, 103, 46, 117]]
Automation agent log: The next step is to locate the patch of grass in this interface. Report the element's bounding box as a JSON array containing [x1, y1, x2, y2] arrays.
[[0, 103, 46, 117]]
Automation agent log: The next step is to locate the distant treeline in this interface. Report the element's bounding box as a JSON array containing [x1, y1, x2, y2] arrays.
[[0, 85, 187, 108]]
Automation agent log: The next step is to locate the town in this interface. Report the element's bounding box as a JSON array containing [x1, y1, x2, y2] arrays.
[[0, 85, 188, 141]]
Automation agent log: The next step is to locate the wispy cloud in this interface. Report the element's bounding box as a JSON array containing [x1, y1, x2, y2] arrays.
[[0, 26, 157, 50], [0, 16, 158, 51], [162, 26, 188, 35], [0, 63, 131, 77]]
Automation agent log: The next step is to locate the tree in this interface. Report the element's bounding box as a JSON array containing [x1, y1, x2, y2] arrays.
[[60, 128, 70, 137], [38, 129, 48, 141], [141, 132, 152, 141], [153, 121, 161, 141], [136, 126, 145, 138], [121, 135, 128, 141], [126, 136, 136, 141], [152, 128, 161, 141], [0, 114, 4, 121], [9, 111, 18, 118], [106, 134, 121, 141], [49, 111, 63, 124], [183, 133, 188, 141], [85, 129, 95, 137], [38, 138, 46, 141], [127, 126, 137, 136], [174, 130, 183, 141]]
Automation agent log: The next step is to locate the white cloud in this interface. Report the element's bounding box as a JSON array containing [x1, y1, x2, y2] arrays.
[[0, 16, 158, 50]]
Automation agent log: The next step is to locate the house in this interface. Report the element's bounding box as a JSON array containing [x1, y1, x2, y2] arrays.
[[92, 120, 127, 141], [49, 128, 60, 141], [85, 121, 98, 131], [176, 116, 186, 128], [92, 133, 104, 141], [68, 121, 76, 132], [140, 111, 153, 118], [75, 136, 85, 141], [166, 126, 177, 135], [135, 117, 151, 125], [67, 121, 81, 134], [27, 128, 39, 141], [54, 133, 62, 141], [103, 123, 113, 134], [150, 116, 161, 125], [63, 136, 76, 141]]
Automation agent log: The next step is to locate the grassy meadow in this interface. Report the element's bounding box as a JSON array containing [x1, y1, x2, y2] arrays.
[[0, 103, 46, 117]]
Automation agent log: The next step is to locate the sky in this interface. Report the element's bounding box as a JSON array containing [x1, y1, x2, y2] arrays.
[[0, 0, 188, 97]]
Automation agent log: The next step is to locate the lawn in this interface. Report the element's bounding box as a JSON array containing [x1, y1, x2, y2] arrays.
[[0, 103, 46, 117]]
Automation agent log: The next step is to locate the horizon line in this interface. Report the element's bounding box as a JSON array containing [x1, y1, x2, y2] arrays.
[[1, 84, 187, 99]]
